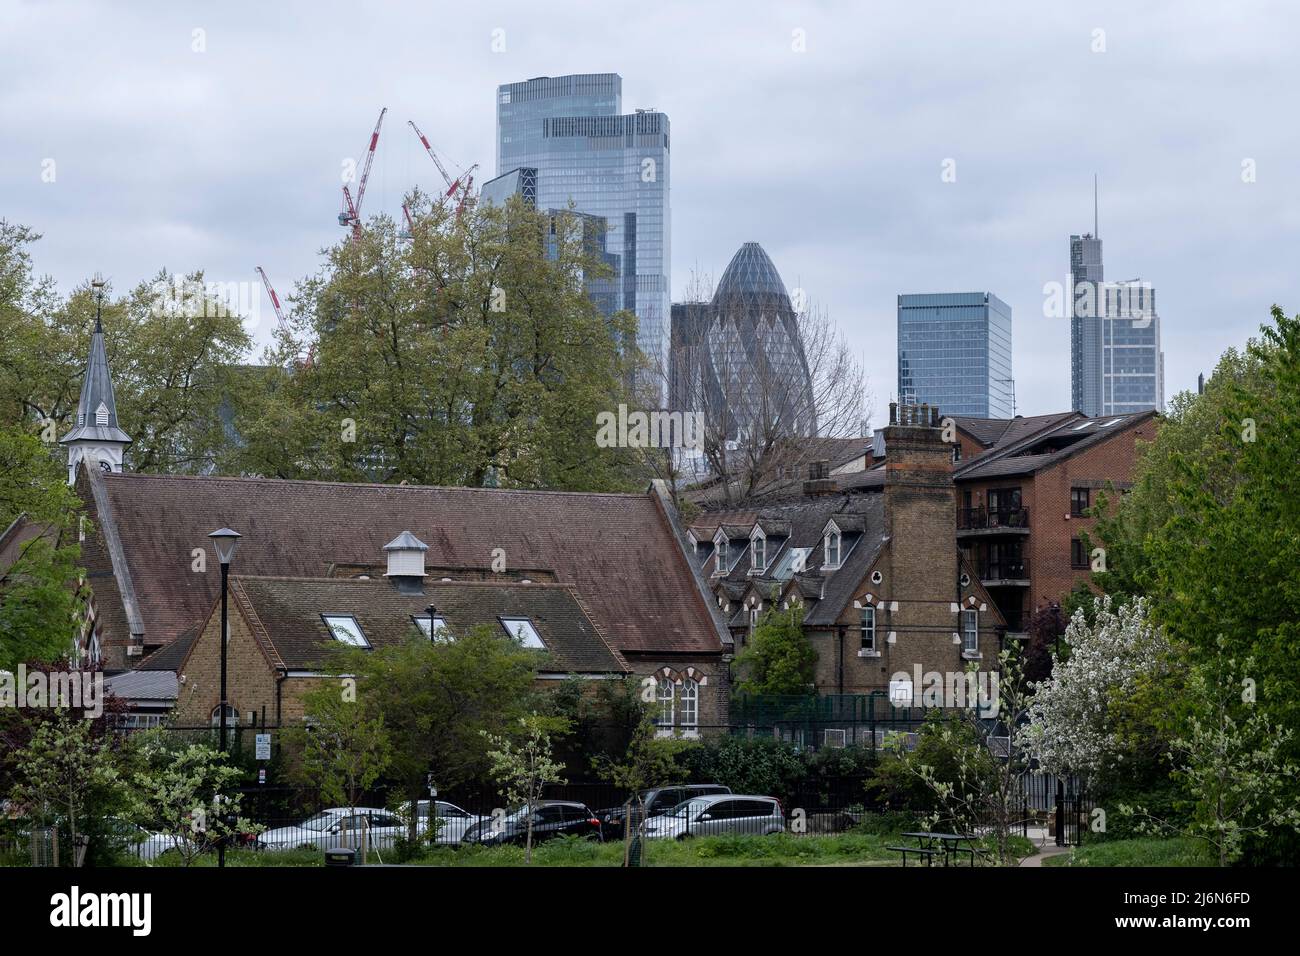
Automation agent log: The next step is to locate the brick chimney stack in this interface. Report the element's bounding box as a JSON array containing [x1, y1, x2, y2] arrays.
[[881, 402, 957, 603]]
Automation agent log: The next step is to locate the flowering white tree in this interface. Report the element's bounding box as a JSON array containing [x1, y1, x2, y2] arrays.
[[1019, 596, 1170, 781]]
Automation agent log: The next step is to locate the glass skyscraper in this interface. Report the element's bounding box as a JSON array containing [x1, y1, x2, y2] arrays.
[[670, 242, 817, 440], [496, 74, 670, 393], [1070, 232, 1164, 416], [897, 292, 1014, 418]]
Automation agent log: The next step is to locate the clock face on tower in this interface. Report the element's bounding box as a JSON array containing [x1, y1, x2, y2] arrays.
[[99, 459, 112, 473]]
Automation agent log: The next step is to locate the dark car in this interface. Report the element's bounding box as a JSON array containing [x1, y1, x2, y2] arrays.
[[598, 784, 731, 840], [461, 800, 603, 847]]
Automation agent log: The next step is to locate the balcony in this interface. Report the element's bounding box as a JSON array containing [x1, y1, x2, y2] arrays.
[[980, 557, 1031, 586], [957, 506, 1031, 537]]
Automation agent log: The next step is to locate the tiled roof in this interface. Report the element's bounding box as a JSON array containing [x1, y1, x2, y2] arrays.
[[137, 625, 201, 672], [955, 411, 1158, 481], [82, 471, 724, 658], [229, 576, 629, 674], [701, 493, 886, 628]]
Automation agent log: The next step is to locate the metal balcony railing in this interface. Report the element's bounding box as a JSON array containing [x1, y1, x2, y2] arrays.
[[957, 506, 1030, 531]]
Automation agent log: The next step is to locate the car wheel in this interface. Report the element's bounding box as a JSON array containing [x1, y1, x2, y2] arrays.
[[676, 832, 693, 841]]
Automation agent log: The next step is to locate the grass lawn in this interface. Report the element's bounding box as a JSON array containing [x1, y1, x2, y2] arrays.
[[105, 831, 1039, 868], [1043, 837, 1214, 867]]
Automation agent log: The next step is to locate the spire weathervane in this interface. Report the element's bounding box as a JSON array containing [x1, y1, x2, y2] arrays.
[[91, 275, 105, 332]]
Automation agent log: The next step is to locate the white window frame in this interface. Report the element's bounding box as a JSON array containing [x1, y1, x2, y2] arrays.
[[680, 678, 699, 731], [656, 677, 675, 727], [714, 533, 729, 575], [412, 614, 450, 641], [322, 614, 370, 647], [751, 530, 766, 571], [860, 605, 876, 651], [824, 529, 841, 569], [500, 617, 545, 649], [962, 608, 979, 653]]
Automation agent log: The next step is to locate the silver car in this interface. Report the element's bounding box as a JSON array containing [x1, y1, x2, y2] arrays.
[[258, 808, 405, 852], [643, 795, 786, 840], [412, 800, 489, 844]]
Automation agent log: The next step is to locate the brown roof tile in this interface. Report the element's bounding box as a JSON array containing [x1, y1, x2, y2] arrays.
[[84, 472, 723, 659]]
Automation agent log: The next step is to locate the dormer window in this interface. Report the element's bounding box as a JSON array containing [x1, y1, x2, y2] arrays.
[[95, 402, 109, 427], [714, 535, 729, 575], [751, 531, 766, 571], [501, 617, 545, 649], [323, 614, 369, 647], [824, 527, 842, 569]]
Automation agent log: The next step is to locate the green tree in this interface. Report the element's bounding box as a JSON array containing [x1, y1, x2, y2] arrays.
[[0, 425, 85, 668], [1093, 307, 1300, 757], [8, 709, 122, 866], [292, 682, 392, 818], [0, 224, 253, 475], [1120, 648, 1300, 866], [482, 712, 569, 863], [735, 607, 816, 696], [129, 734, 258, 867], [327, 623, 538, 844], [234, 194, 641, 491]]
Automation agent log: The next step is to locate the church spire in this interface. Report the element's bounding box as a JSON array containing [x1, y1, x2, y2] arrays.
[[60, 278, 131, 484]]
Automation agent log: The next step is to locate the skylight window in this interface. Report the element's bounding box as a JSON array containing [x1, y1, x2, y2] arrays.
[[1072, 421, 1093, 431], [501, 617, 546, 649], [1101, 417, 1124, 427], [412, 615, 450, 641], [322, 614, 369, 647]]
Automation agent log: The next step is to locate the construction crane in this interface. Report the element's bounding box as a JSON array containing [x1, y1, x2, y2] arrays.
[[407, 119, 478, 215], [257, 266, 313, 368], [338, 107, 388, 240]]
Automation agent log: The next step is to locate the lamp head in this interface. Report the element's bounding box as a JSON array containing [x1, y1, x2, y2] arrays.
[[207, 528, 242, 566]]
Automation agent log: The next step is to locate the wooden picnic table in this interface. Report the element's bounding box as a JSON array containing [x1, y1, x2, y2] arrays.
[[890, 831, 985, 867]]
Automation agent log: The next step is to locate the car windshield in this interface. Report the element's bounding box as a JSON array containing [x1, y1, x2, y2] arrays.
[[666, 798, 710, 818], [299, 812, 340, 831]]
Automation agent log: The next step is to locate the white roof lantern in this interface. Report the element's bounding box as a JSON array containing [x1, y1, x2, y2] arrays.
[[384, 531, 428, 579]]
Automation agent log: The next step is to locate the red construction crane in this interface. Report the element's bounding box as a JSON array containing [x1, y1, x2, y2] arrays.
[[257, 267, 313, 368], [408, 119, 478, 215], [255, 266, 286, 328], [338, 107, 388, 240]]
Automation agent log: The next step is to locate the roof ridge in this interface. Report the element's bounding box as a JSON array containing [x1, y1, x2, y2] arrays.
[[103, 471, 648, 500]]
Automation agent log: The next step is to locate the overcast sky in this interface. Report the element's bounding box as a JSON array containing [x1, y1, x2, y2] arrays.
[[4, 0, 1298, 427]]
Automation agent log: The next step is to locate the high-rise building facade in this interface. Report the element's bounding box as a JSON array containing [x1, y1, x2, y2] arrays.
[[670, 242, 817, 440], [1069, 232, 1164, 416], [496, 74, 670, 389], [897, 292, 1013, 418]]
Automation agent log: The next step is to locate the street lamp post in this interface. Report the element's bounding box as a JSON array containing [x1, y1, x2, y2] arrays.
[[208, 528, 241, 869]]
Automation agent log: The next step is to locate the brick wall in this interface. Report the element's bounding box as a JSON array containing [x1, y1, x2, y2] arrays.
[[956, 417, 1152, 624], [172, 600, 288, 727]]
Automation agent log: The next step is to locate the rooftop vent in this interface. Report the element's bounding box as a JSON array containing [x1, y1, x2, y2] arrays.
[[384, 531, 428, 594]]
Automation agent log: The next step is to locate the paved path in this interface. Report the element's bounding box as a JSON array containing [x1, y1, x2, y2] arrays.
[[1020, 844, 1072, 867]]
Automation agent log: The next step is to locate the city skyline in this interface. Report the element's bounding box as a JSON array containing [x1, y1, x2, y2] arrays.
[[3, 1, 1297, 427]]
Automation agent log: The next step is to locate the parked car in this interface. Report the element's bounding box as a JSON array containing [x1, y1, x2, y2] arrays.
[[598, 784, 731, 839], [643, 795, 786, 840], [411, 800, 489, 844], [257, 808, 405, 852], [461, 800, 603, 846], [103, 819, 183, 862]]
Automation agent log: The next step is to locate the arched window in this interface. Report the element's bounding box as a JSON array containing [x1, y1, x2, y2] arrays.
[[656, 677, 675, 728], [210, 704, 239, 746], [680, 679, 699, 731], [824, 529, 841, 568]]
